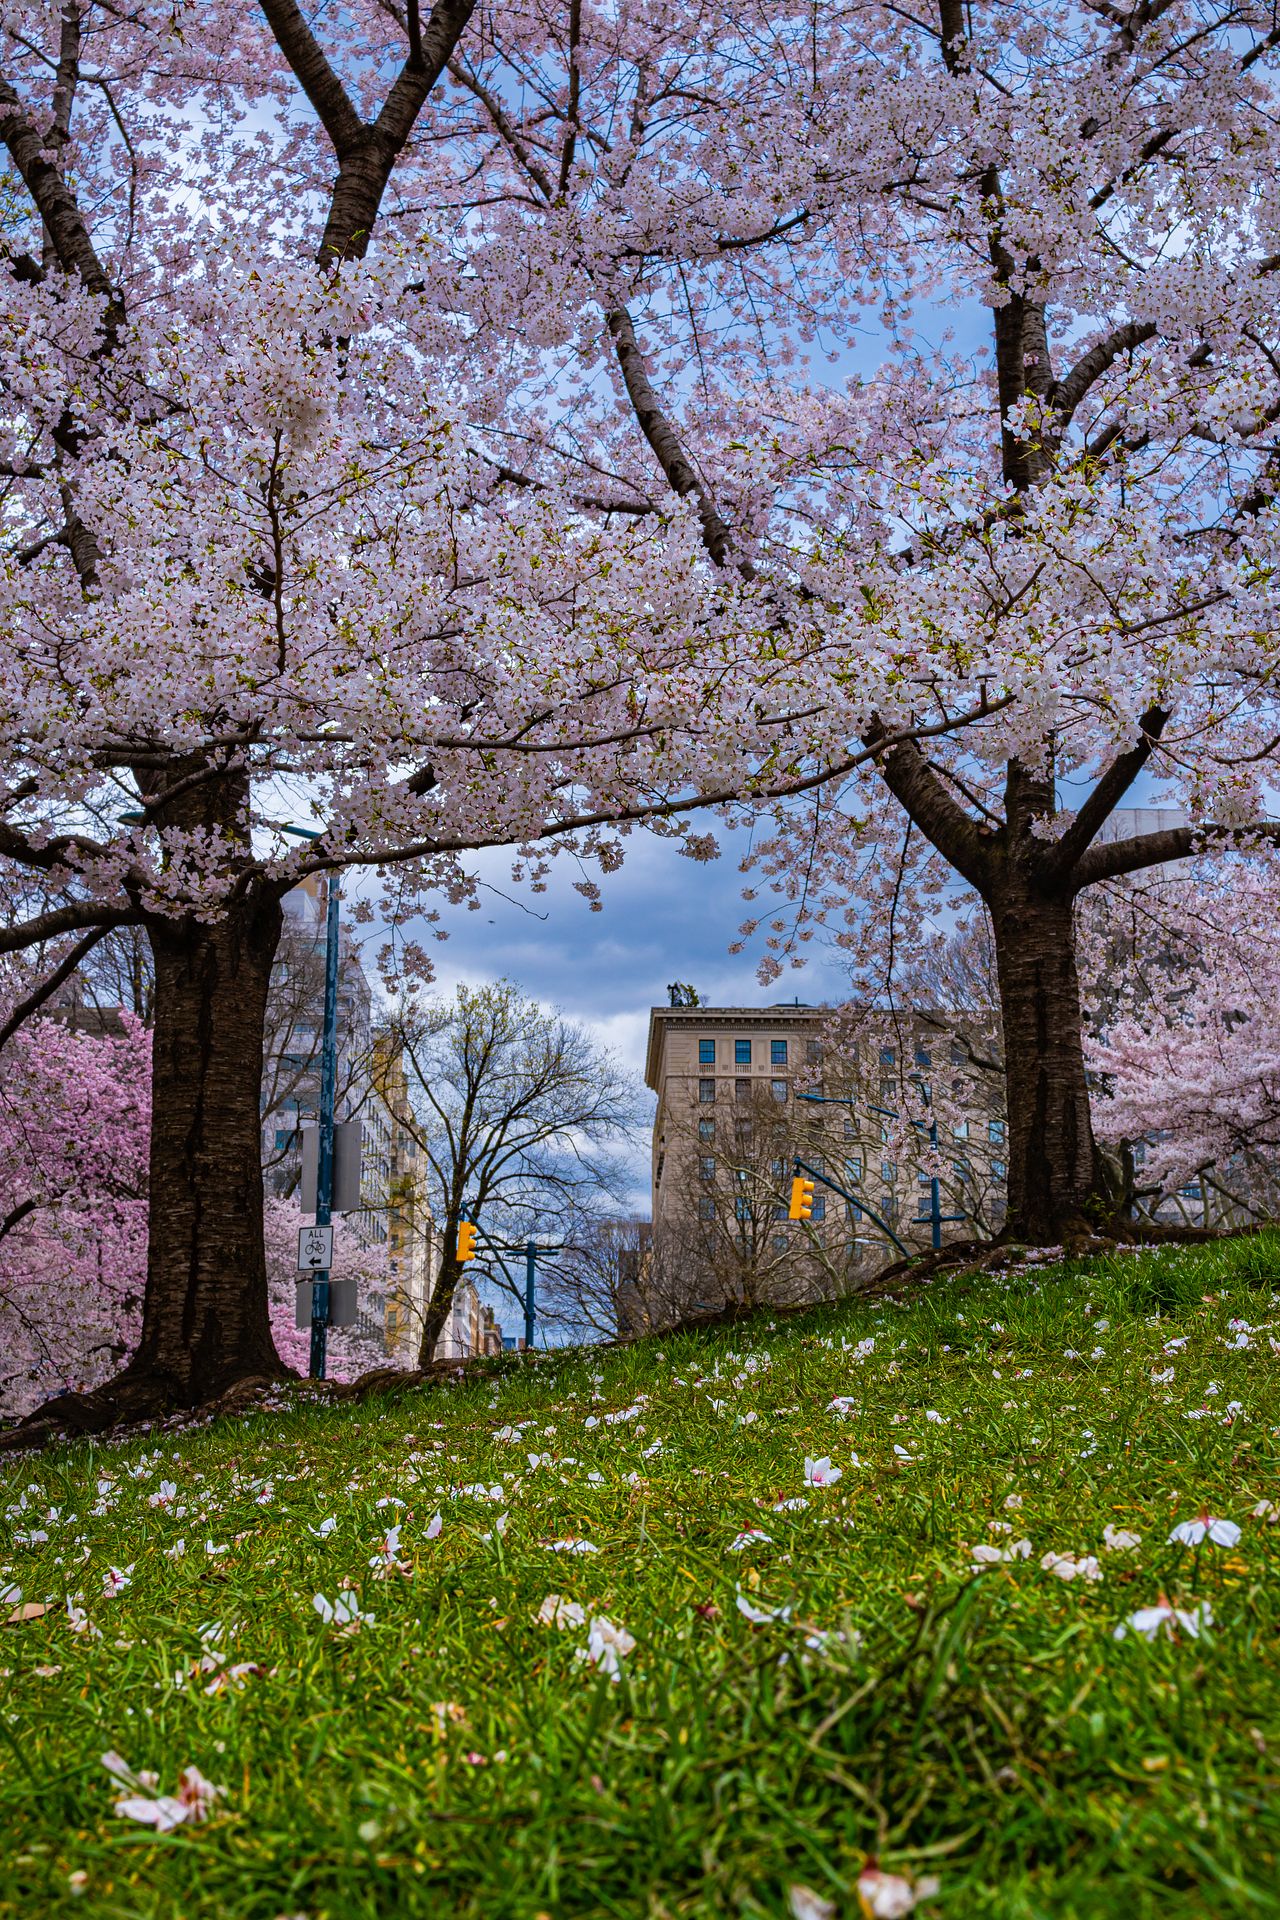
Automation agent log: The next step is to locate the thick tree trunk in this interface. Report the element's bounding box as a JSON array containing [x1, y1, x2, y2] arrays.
[[988, 885, 1105, 1243], [3, 860, 292, 1445], [125, 886, 287, 1403]]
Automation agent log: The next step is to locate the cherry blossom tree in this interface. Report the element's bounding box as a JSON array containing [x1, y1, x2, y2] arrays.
[[1087, 865, 1280, 1227], [0, 0, 801, 1427], [0, 1007, 149, 1416], [439, 0, 1280, 1242]]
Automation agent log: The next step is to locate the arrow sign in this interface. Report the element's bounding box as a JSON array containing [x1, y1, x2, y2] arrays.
[[297, 1224, 334, 1273]]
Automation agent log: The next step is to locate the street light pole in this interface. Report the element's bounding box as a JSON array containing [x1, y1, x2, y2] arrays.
[[280, 828, 341, 1380], [524, 1238, 537, 1351], [310, 870, 341, 1379]]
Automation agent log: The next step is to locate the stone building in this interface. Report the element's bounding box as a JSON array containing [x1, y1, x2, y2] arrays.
[[642, 997, 1006, 1326]]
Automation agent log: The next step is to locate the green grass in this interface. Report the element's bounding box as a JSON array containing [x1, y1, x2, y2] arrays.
[[2, 1236, 1280, 1920]]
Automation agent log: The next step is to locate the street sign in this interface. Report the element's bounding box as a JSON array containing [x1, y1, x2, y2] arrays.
[[297, 1224, 334, 1272], [300, 1122, 363, 1213], [296, 1278, 357, 1328]]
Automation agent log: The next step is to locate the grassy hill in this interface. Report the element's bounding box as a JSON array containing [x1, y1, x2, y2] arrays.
[[2, 1236, 1279, 1920]]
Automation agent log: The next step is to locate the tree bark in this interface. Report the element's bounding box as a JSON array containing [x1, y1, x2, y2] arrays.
[[988, 883, 1102, 1243], [125, 885, 287, 1403], [2, 764, 293, 1443], [419, 1234, 464, 1365]]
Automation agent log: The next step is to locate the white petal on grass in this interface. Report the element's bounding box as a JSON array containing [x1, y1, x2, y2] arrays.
[[1168, 1514, 1241, 1548], [856, 1867, 935, 1916], [575, 1614, 636, 1680], [1040, 1551, 1102, 1582], [788, 1885, 836, 1920], [535, 1594, 587, 1629], [1114, 1600, 1213, 1642], [313, 1591, 373, 1626], [728, 1529, 772, 1552], [735, 1590, 792, 1626]]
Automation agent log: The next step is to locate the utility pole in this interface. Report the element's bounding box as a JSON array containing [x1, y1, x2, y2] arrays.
[[280, 827, 342, 1380], [524, 1238, 537, 1351], [310, 870, 341, 1379]]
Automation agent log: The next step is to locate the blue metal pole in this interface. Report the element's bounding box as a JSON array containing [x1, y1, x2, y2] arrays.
[[524, 1238, 536, 1352], [310, 872, 341, 1379]]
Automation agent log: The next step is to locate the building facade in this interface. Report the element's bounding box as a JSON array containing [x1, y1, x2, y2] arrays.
[[643, 999, 1006, 1326]]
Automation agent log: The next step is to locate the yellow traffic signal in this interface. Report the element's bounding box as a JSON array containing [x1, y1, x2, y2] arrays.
[[788, 1176, 815, 1221], [456, 1221, 478, 1262]]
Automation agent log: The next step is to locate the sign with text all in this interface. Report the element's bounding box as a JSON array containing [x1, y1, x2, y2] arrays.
[[297, 1224, 334, 1272]]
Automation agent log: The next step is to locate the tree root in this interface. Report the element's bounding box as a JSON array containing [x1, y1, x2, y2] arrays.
[[0, 1361, 294, 1455]]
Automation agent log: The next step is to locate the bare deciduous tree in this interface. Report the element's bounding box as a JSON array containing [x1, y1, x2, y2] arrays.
[[387, 982, 641, 1361]]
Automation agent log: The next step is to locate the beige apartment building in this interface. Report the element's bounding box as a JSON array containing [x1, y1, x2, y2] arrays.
[[641, 997, 1006, 1325]]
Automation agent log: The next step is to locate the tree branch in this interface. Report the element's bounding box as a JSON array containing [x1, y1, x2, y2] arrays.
[[1073, 821, 1280, 890], [1041, 704, 1170, 881], [606, 306, 752, 576], [0, 922, 124, 1052], [0, 901, 127, 956], [255, 0, 365, 155]]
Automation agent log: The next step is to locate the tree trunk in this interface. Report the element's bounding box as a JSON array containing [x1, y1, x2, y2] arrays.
[[419, 1240, 464, 1365], [125, 885, 287, 1403], [2, 877, 290, 1446], [988, 885, 1105, 1243]]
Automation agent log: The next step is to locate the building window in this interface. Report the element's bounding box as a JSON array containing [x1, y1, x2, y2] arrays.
[[914, 1045, 931, 1066], [806, 1039, 823, 1063], [771, 1079, 788, 1103], [734, 1197, 750, 1222], [810, 1193, 826, 1222], [698, 1196, 715, 1220], [698, 1118, 715, 1143], [771, 1039, 788, 1065], [735, 1039, 752, 1065], [699, 1156, 716, 1181], [845, 1154, 864, 1181], [953, 1119, 969, 1140], [988, 1119, 1005, 1144], [993, 1159, 1006, 1179], [735, 1079, 753, 1104], [772, 1232, 788, 1256], [846, 1197, 862, 1221], [699, 1038, 716, 1064], [881, 1160, 895, 1184], [880, 1046, 896, 1065], [699, 1078, 716, 1103], [843, 1115, 856, 1139]]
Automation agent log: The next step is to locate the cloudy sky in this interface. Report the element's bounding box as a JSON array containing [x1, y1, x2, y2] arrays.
[[420, 828, 850, 1078]]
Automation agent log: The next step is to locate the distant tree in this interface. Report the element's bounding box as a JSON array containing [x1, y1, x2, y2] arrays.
[[385, 983, 640, 1362], [509, 1215, 652, 1344], [652, 1083, 851, 1321], [0, 1010, 149, 1417], [1087, 864, 1280, 1229]]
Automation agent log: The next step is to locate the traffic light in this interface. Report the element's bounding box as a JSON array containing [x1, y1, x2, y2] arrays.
[[456, 1221, 478, 1261], [788, 1175, 816, 1221]]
